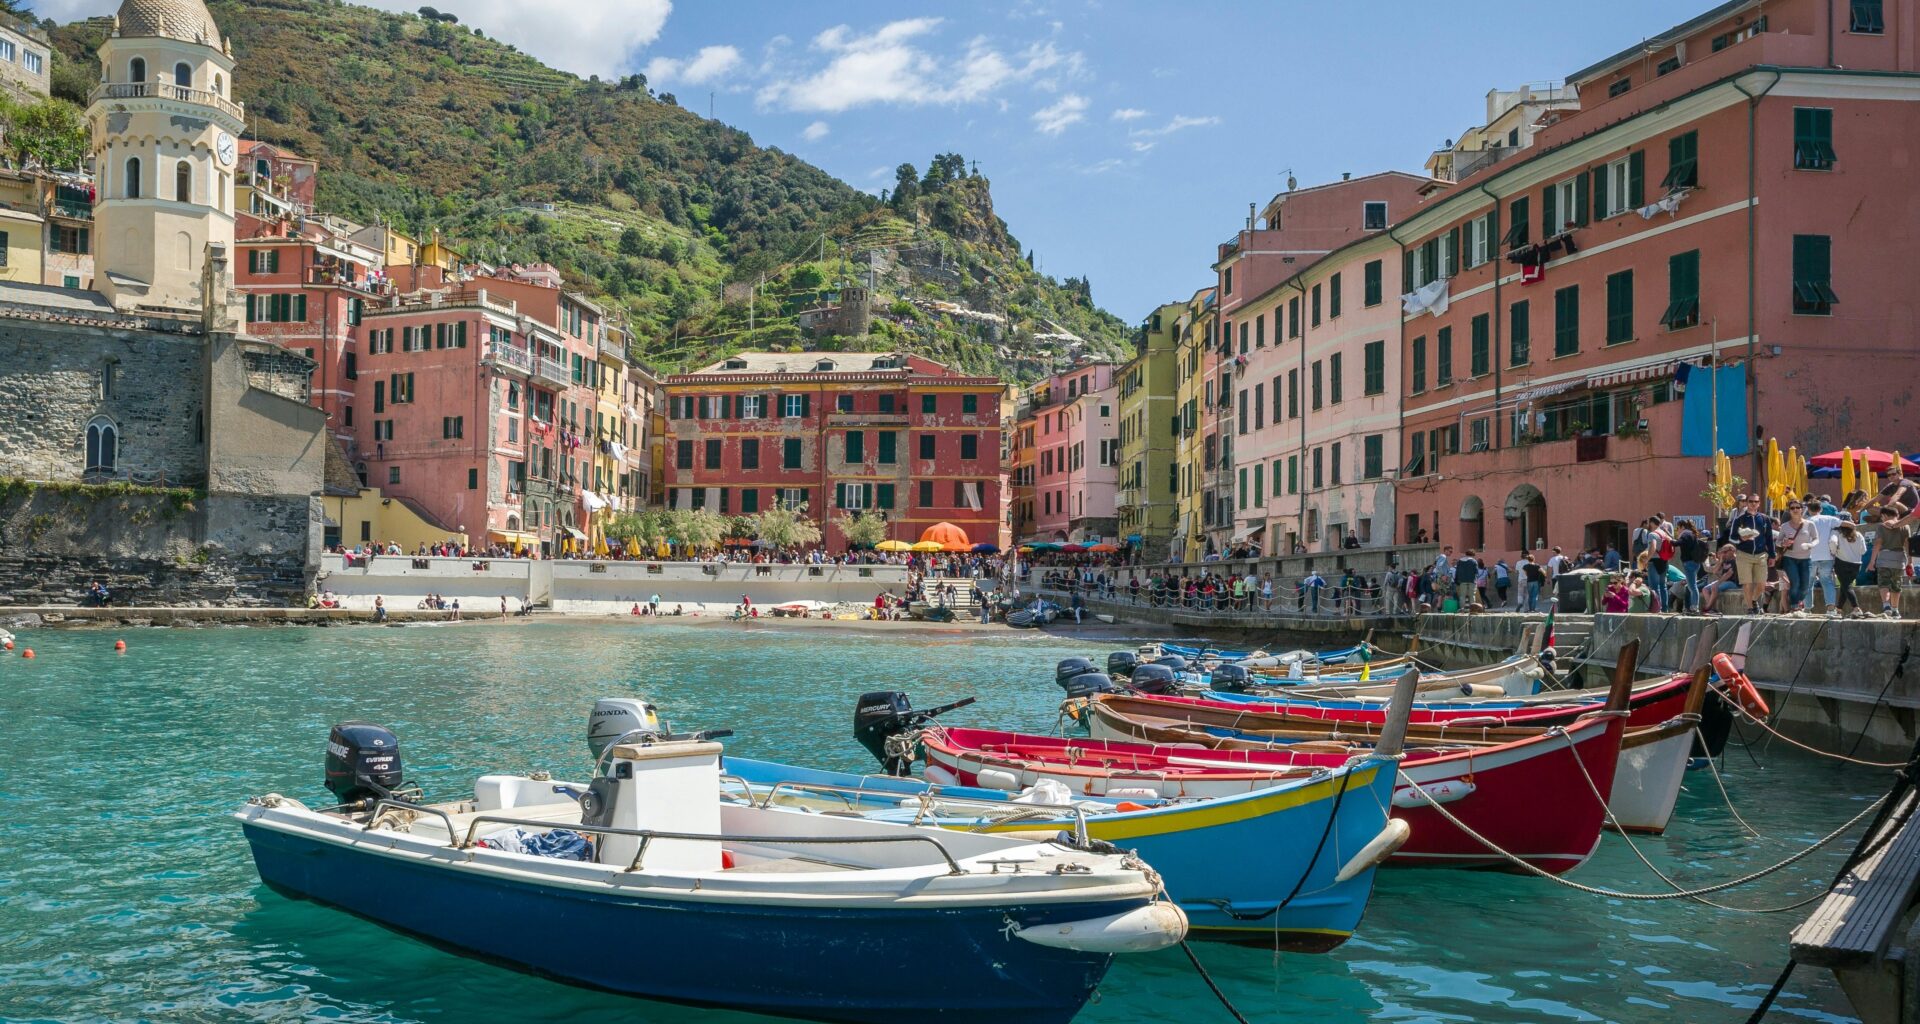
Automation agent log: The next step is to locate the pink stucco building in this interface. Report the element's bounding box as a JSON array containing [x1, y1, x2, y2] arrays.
[[1023, 360, 1119, 543], [1393, 0, 1920, 564], [1219, 175, 1431, 554]]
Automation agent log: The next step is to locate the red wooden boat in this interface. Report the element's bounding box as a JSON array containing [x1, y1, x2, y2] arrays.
[[921, 677, 1634, 874]]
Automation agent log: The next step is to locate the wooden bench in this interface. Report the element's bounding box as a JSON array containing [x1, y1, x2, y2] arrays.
[[1790, 790, 1920, 1024]]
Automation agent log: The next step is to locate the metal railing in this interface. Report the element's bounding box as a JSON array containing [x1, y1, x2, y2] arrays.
[[51, 199, 91, 220], [353, 801, 969, 875], [485, 342, 532, 374], [90, 81, 244, 120], [535, 355, 572, 387]]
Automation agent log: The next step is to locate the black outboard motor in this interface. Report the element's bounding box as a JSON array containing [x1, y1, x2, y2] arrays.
[[853, 691, 979, 776], [1107, 651, 1139, 679], [1210, 664, 1252, 693], [1128, 663, 1178, 695], [1055, 657, 1098, 689], [1061, 671, 1122, 699], [1152, 654, 1190, 675], [324, 721, 404, 804]]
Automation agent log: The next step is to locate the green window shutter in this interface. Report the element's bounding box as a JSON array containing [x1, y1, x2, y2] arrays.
[[801, 394, 812, 417], [877, 484, 894, 509], [295, 295, 307, 321], [1364, 260, 1382, 306], [1541, 183, 1557, 236], [862, 484, 872, 508], [1573, 172, 1590, 226], [845, 430, 864, 462], [1445, 226, 1460, 277], [1508, 196, 1529, 248], [1330, 272, 1342, 317], [1661, 250, 1701, 328], [835, 483, 846, 508], [1402, 250, 1414, 294], [1411, 337, 1426, 393], [1606, 271, 1633, 343], [1436, 327, 1452, 384], [1592, 164, 1608, 220], [1421, 238, 1440, 284], [1555, 285, 1580, 356], [245, 293, 255, 321], [1510, 300, 1530, 365], [1628, 150, 1646, 207], [1471, 314, 1489, 376]]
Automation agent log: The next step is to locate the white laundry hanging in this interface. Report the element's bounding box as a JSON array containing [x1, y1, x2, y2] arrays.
[[1401, 276, 1452, 318]]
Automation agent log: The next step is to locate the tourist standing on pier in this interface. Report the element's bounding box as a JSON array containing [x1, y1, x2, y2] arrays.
[[1777, 503, 1820, 612], [1831, 521, 1868, 617], [1453, 551, 1480, 609], [1721, 494, 1778, 615], [1874, 504, 1912, 618], [1492, 560, 1511, 607], [1677, 523, 1707, 613]]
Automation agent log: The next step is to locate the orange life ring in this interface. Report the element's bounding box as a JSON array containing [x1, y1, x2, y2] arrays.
[[1711, 653, 1771, 719]]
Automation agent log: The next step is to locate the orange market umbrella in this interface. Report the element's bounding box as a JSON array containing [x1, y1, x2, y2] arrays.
[[1088, 543, 1120, 553], [919, 522, 972, 550]]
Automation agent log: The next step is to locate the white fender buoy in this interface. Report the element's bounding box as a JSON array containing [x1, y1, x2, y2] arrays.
[[1335, 818, 1412, 882], [921, 763, 961, 787], [1393, 779, 1476, 809], [1011, 901, 1188, 953], [975, 767, 1021, 791]]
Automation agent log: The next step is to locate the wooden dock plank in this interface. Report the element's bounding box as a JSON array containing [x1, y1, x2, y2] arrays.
[[1793, 792, 1920, 970]]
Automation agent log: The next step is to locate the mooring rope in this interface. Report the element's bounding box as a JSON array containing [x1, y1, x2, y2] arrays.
[[1722, 699, 1908, 769], [1697, 728, 1765, 839], [1395, 769, 1884, 900]]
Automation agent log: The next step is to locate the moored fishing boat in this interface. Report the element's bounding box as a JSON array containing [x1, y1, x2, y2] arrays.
[[918, 710, 1627, 874], [727, 747, 1405, 949], [236, 722, 1186, 1024]]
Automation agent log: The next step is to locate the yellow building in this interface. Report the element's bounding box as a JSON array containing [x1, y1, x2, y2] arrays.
[[420, 230, 461, 272], [589, 320, 630, 550], [0, 168, 44, 283], [348, 221, 421, 269], [328, 487, 469, 551], [1117, 301, 1182, 559], [1173, 287, 1214, 562]]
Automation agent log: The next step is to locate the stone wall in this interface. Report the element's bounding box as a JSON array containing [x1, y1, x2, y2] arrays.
[[0, 484, 312, 606], [0, 317, 210, 486]]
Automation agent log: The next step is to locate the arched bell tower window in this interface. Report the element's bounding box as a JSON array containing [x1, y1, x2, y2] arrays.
[[213, 73, 223, 95], [85, 417, 118, 474], [129, 57, 145, 83], [173, 62, 191, 88], [124, 157, 141, 199], [175, 161, 191, 203]]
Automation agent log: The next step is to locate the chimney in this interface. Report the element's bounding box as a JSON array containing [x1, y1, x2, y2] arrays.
[[1342, 172, 1351, 181]]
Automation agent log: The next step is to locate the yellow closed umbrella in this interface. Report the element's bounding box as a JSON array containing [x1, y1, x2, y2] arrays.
[[1785, 446, 1803, 500], [1863, 450, 1880, 499], [1841, 446, 1856, 498]]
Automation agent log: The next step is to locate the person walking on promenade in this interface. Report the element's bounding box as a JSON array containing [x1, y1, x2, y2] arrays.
[[1070, 589, 1085, 625], [1452, 550, 1480, 609], [1520, 555, 1545, 612], [1777, 501, 1819, 613], [1831, 520, 1868, 617], [1875, 504, 1912, 618], [1720, 494, 1777, 615], [1302, 570, 1327, 614], [1493, 559, 1511, 607], [1805, 503, 1843, 613], [1676, 522, 1707, 613]]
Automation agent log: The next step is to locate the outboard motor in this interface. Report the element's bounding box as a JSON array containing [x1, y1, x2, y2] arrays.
[[853, 691, 979, 776], [588, 698, 664, 760], [1152, 654, 1190, 675], [1128, 663, 1178, 696], [1210, 664, 1252, 693], [1106, 651, 1139, 679], [1055, 657, 1098, 690], [1061, 671, 1122, 699], [324, 721, 404, 805]]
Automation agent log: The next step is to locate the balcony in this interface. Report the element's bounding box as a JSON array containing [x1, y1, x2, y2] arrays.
[[829, 411, 910, 427], [597, 333, 627, 363], [51, 199, 91, 221], [535, 355, 572, 388], [1444, 144, 1520, 183], [484, 342, 532, 376], [89, 81, 244, 121]]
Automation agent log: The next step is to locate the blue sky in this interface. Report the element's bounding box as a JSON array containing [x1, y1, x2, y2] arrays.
[[56, 0, 1699, 321]]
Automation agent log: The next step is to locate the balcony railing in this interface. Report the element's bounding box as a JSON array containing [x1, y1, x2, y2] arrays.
[[535, 355, 572, 388], [485, 342, 532, 375], [597, 333, 627, 362], [1446, 144, 1520, 183], [51, 199, 91, 220], [90, 81, 244, 121]]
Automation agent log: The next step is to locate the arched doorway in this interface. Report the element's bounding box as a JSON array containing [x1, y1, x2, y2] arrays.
[[1585, 520, 1629, 558], [1459, 495, 1486, 550], [1503, 484, 1546, 552]]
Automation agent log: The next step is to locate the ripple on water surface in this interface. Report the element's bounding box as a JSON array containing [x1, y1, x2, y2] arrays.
[[0, 621, 1876, 1023]]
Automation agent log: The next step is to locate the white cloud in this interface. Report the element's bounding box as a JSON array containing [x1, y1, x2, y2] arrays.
[[41, 0, 674, 76], [757, 17, 1084, 114], [1124, 113, 1221, 151], [1110, 107, 1148, 122], [1031, 93, 1088, 135], [644, 45, 743, 86], [801, 120, 831, 142]]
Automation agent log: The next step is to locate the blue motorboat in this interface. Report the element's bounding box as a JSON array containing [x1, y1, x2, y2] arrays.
[[237, 722, 1186, 1024], [723, 750, 1404, 951]]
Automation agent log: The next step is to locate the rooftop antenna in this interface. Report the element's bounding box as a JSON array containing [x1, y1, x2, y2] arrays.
[[1283, 168, 1297, 191]]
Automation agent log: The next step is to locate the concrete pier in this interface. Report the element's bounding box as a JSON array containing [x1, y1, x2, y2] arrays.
[[1410, 612, 1920, 761]]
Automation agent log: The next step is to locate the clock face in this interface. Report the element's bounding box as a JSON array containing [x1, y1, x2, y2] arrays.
[[216, 132, 236, 168]]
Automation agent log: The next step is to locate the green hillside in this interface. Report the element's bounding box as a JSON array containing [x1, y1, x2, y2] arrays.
[[48, 0, 1130, 379]]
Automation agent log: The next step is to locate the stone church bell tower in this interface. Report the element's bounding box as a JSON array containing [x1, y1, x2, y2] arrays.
[[87, 0, 243, 313]]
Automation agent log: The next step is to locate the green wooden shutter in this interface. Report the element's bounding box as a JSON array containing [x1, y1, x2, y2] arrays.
[[1592, 164, 1609, 219], [245, 293, 255, 321], [1422, 238, 1440, 284], [1574, 172, 1590, 226], [1628, 150, 1646, 207], [1541, 183, 1557, 236], [801, 394, 812, 417], [834, 483, 846, 508], [862, 484, 873, 508], [1402, 250, 1414, 293], [1445, 227, 1460, 277]]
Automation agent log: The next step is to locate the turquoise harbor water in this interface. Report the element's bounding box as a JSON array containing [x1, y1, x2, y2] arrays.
[[0, 620, 1881, 1024]]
